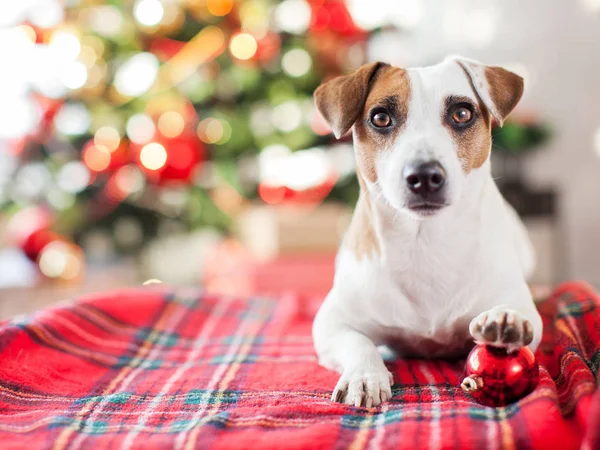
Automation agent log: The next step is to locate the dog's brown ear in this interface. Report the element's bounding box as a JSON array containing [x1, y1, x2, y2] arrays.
[[454, 57, 524, 126], [314, 62, 388, 138]]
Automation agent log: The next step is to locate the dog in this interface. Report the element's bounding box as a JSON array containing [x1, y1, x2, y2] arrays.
[[312, 56, 543, 408]]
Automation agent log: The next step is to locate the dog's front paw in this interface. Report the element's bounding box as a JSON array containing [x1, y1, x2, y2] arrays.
[[332, 367, 393, 407], [469, 307, 534, 353]]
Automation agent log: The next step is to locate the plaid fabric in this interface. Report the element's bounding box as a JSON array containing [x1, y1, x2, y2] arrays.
[[0, 282, 598, 450]]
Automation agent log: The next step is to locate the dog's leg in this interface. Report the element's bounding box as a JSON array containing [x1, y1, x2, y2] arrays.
[[313, 300, 393, 407], [469, 284, 542, 353]]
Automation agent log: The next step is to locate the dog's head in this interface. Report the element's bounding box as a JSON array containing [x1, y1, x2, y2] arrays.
[[314, 57, 523, 219]]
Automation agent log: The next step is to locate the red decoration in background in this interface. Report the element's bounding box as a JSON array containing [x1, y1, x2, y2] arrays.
[[82, 139, 130, 173], [254, 32, 281, 65], [133, 131, 206, 185], [461, 345, 540, 407], [149, 38, 187, 61], [258, 174, 338, 206], [309, 0, 366, 38], [22, 229, 65, 262], [5, 206, 53, 249]]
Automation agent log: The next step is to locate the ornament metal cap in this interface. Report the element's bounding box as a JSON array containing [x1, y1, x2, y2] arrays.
[[461, 375, 484, 393]]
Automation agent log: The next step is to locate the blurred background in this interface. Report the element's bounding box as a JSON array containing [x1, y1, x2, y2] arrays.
[[0, 0, 598, 315]]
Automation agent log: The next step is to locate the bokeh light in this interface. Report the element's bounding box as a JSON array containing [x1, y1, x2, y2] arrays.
[[14, 163, 52, 200], [250, 105, 274, 137], [134, 0, 164, 26], [15, 25, 37, 44], [207, 0, 234, 16], [115, 165, 146, 195], [239, 1, 269, 39], [83, 144, 112, 172], [127, 113, 155, 144], [274, 0, 311, 34], [55, 103, 91, 136], [0, 97, 39, 139], [140, 142, 167, 170], [229, 33, 257, 60], [47, 189, 75, 210], [49, 30, 81, 61], [38, 241, 84, 281], [114, 52, 159, 97], [81, 5, 124, 38], [198, 118, 231, 144], [158, 111, 185, 138], [78, 45, 98, 68], [114, 216, 144, 249], [271, 102, 302, 132], [60, 61, 88, 90], [282, 48, 312, 77], [29, 1, 64, 29], [57, 162, 91, 193], [94, 126, 121, 152]]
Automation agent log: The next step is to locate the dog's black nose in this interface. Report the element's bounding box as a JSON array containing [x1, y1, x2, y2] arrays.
[[403, 160, 446, 195]]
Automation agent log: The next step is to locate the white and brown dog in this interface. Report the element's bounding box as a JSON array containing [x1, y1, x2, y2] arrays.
[[312, 56, 543, 407]]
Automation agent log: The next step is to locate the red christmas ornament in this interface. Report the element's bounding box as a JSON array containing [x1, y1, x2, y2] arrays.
[[461, 345, 539, 407], [22, 229, 66, 262]]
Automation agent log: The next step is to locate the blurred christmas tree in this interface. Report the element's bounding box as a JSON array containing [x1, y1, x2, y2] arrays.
[[0, 0, 370, 270]]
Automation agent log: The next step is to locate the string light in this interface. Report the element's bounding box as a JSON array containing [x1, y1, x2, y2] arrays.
[[229, 33, 257, 60], [140, 142, 167, 170]]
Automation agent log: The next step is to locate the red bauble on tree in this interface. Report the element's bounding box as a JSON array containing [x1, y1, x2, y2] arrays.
[[461, 345, 539, 407], [22, 229, 65, 262]]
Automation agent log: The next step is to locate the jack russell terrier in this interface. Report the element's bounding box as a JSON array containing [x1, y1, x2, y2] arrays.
[[312, 56, 543, 408]]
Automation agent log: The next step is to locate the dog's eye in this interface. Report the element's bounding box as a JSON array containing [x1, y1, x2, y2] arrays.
[[371, 111, 391, 128], [451, 106, 473, 125]]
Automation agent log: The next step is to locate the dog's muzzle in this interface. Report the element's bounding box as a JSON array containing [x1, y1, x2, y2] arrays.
[[403, 160, 448, 214]]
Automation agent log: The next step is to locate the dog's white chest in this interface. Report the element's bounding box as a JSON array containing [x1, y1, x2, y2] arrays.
[[367, 261, 476, 356], [334, 219, 483, 357]]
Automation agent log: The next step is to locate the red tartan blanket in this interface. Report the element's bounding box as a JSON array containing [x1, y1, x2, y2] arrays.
[[0, 282, 598, 450]]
